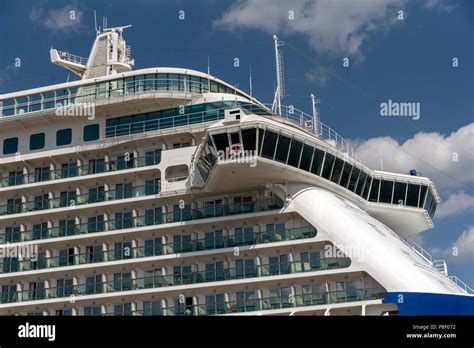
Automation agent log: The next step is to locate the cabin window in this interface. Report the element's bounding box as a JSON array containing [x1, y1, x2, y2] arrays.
[[83, 124, 99, 142], [3, 137, 18, 155]]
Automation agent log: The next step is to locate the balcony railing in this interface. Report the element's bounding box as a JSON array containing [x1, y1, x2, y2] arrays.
[[0, 257, 351, 304], [0, 197, 284, 244], [0, 224, 310, 275], [0, 154, 161, 189]]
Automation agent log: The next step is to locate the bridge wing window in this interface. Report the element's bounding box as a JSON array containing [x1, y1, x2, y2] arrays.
[[274, 135, 291, 163], [369, 179, 380, 202], [310, 148, 325, 176], [299, 144, 314, 171], [392, 182, 407, 205], [355, 171, 368, 196], [418, 185, 428, 208], [212, 133, 229, 153], [362, 177, 372, 199], [406, 184, 420, 207], [241, 128, 257, 152], [339, 162, 352, 188], [287, 139, 303, 167], [379, 180, 394, 203], [321, 153, 335, 179], [261, 130, 278, 159], [330, 158, 344, 184], [347, 167, 360, 192]]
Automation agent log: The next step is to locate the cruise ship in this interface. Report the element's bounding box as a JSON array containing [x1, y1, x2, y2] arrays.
[[0, 24, 472, 317]]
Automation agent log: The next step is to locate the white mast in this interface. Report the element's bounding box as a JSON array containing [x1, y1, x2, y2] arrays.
[[249, 66, 253, 98], [311, 93, 320, 136], [272, 35, 285, 115]]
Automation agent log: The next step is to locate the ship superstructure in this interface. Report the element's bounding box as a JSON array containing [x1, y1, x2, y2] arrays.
[[0, 26, 472, 317]]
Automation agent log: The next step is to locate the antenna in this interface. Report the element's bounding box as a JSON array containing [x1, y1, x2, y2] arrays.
[[272, 35, 285, 115], [311, 93, 321, 136], [249, 66, 253, 98], [94, 10, 99, 36], [207, 55, 211, 92]]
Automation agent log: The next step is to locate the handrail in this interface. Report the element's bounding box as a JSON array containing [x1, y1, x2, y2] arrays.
[[263, 103, 355, 156], [57, 50, 88, 66], [448, 275, 474, 294]]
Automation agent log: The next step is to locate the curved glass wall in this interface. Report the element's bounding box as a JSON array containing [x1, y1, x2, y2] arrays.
[[0, 73, 251, 117], [196, 126, 438, 218]]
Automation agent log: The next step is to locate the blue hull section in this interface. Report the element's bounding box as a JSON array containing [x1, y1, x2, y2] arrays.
[[383, 292, 474, 315]]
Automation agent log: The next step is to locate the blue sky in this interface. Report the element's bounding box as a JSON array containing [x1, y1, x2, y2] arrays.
[[0, 0, 473, 286]]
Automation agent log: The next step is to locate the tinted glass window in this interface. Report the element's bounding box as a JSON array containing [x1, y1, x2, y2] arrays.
[[339, 163, 352, 188], [258, 129, 265, 155], [84, 124, 99, 142], [419, 186, 428, 208], [347, 167, 360, 192], [212, 133, 229, 152], [261, 131, 278, 159], [287, 140, 303, 167], [310, 149, 324, 176], [406, 184, 420, 207], [362, 177, 372, 199], [355, 172, 367, 196], [321, 153, 335, 179], [299, 145, 313, 171], [30, 133, 45, 150], [56, 129, 72, 146], [330, 158, 344, 184], [274, 135, 290, 163], [241, 128, 256, 152], [379, 180, 394, 203], [369, 179, 380, 202], [3, 137, 18, 155], [392, 182, 407, 205]]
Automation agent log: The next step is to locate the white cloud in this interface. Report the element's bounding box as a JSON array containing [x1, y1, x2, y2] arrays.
[[30, 4, 85, 34], [436, 191, 474, 218], [214, 0, 455, 57], [431, 226, 474, 264], [353, 123, 474, 190]]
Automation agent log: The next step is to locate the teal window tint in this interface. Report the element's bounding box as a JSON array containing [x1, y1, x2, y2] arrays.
[[392, 182, 407, 205], [114, 212, 133, 230], [145, 178, 161, 195], [32, 222, 48, 240], [117, 153, 135, 170], [173, 265, 193, 285], [34, 167, 50, 182], [57, 278, 74, 297], [55, 89, 70, 106], [85, 275, 102, 294], [274, 134, 290, 163], [204, 261, 225, 281], [369, 179, 380, 202], [355, 171, 368, 196], [321, 153, 335, 179], [339, 163, 352, 188], [347, 167, 360, 192], [7, 198, 21, 214], [145, 149, 161, 165], [30, 133, 45, 150], [310, 148, 324, 176], [113, 272, 132, 292], [204, 199, 224, 218], [84, 306, 102, 316], [237, 290, 258, 312], [144, 238, 162, 256], [406, 184, 420, 207], [61, 162, 77, 178], [287, 139, 303, 167], [2, 99, 15, 116], [3, 137, 18, 155], [419, 186, 428, 208], [56, 128, 72, 146], [212, 133, 229, 152], [8, 171, 23, 186], [173, 234, 192, 252], [145, 207, 162, 225], [60, 191, 76, 207], [87, 215, 104, 233], [261, 131, 278, 159], [43, 91, 55, 109], [362, 177, 372, 199], [88, 186, 105, 203], [241, 128, 257, 152], [299, 144, 314, 171], [266, 223, 286, 241], [269, 287, 292, 308], [143, 300, 162, 316], [88, 159, 105, 174], [116, 183, 133, 199], [15, 97, 28, 114], [55, 309, 74, 316], [1, 285, 17, 303], [84, 124, 99, 142], [235, 227, 255, 245], [379, 180, 394, 203], [29, 281, 46, 300], [300, 251, 322, 271], [34, 194, 49, 210], [5, 226, 21, 243], [59, 219, 75, 236], [114, 242, 132, 260], [173, 203, 192, 222], [302, 284, 326, 305], [269, 254, 290, 275], [236, 258, 256, 278], [205, 294, 226, 315], [204, 230, 224, 249], [59, 248, 75, 266], [29, 94, 42, 112], [330, 158, 344, 184]]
